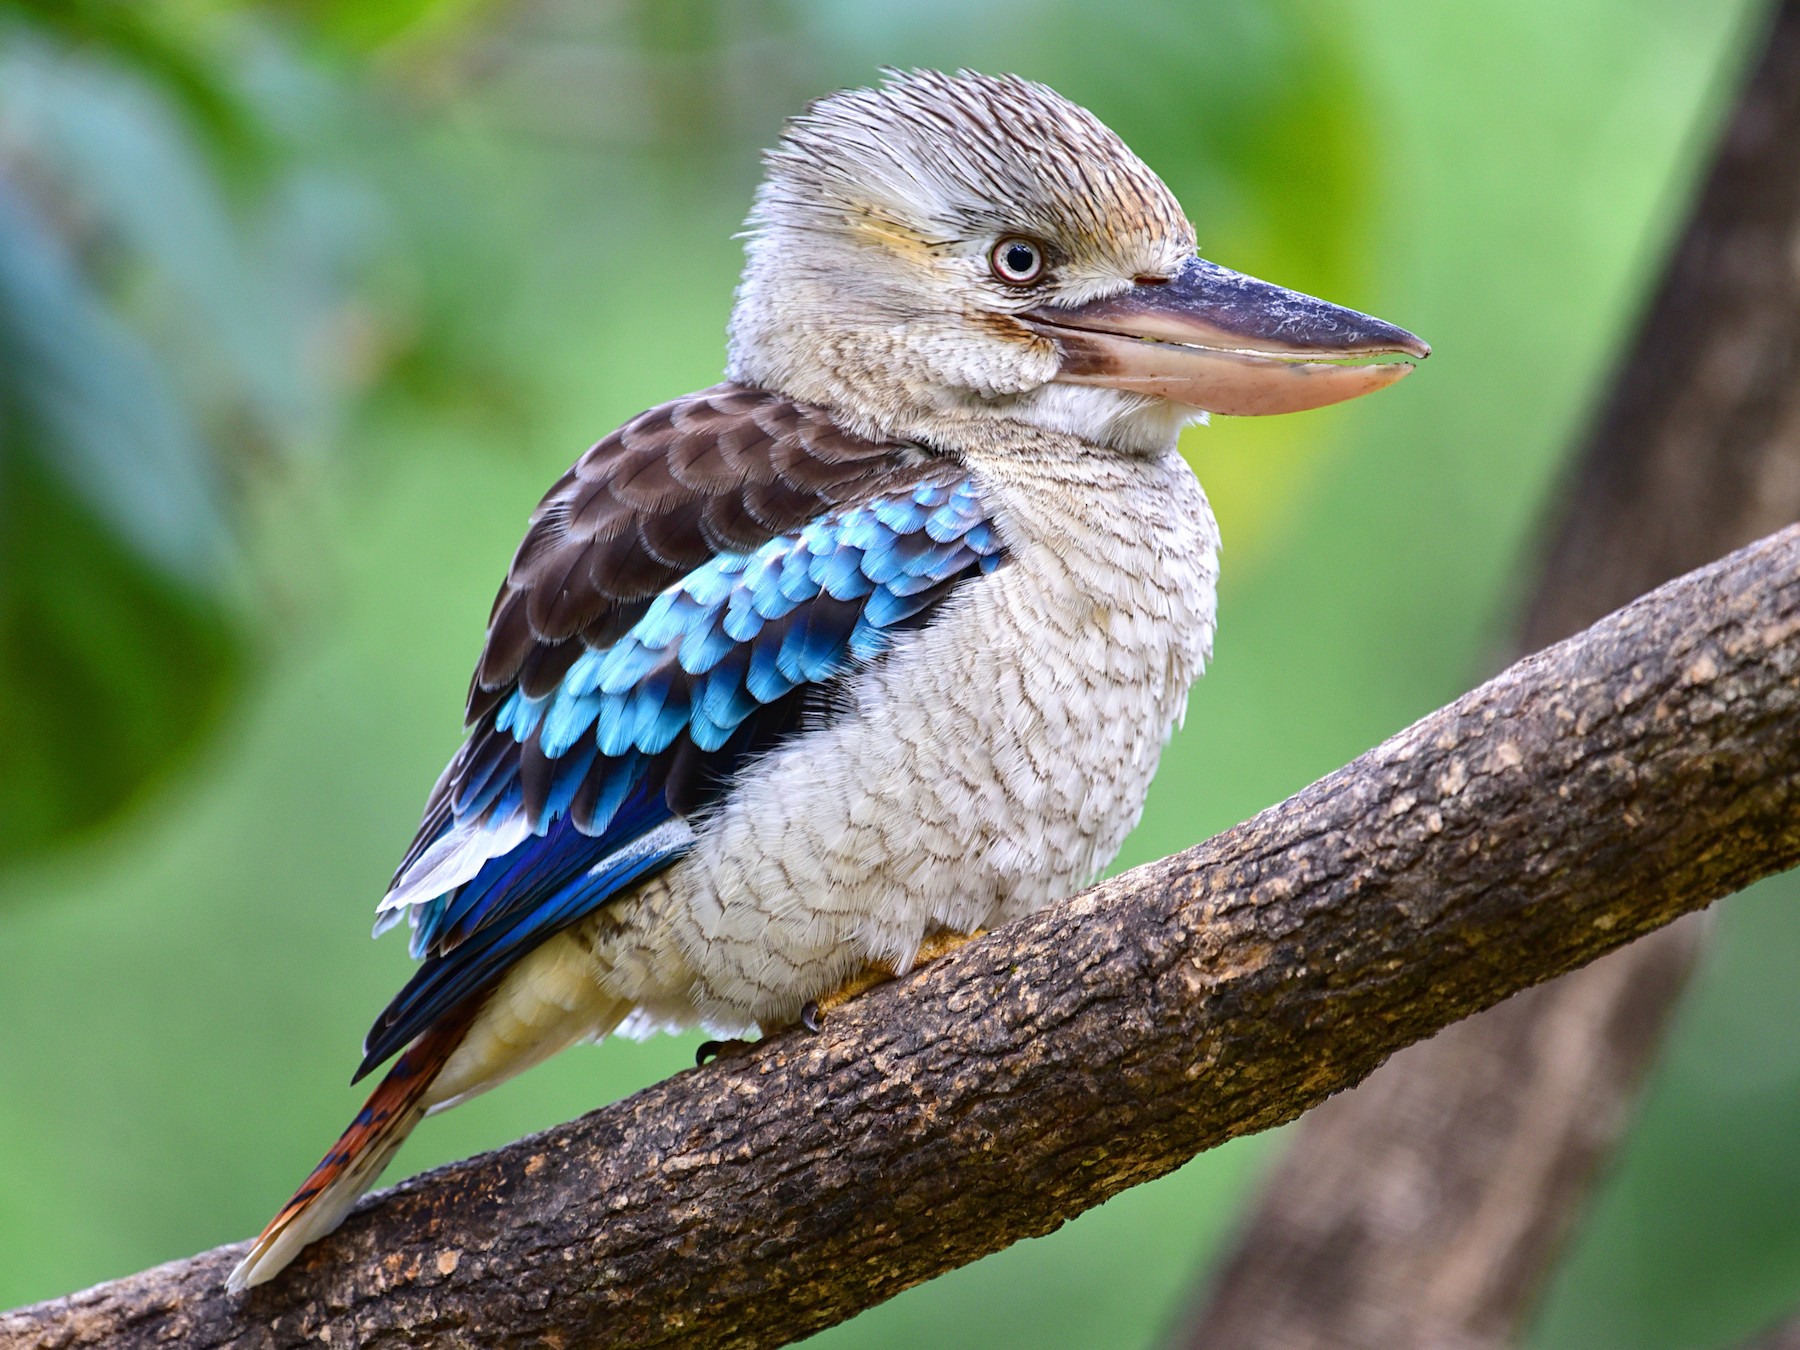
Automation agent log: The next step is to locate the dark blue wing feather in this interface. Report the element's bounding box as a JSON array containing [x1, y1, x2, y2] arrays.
[[359, 795, 680, 1077]]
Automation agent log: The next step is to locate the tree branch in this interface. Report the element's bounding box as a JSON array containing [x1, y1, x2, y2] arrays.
[[1744, 1309, 1800, 1350], [6, 526, 1800, 1350]]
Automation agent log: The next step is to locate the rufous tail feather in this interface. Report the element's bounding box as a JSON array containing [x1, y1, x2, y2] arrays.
[[226, 999, 481, 1293]]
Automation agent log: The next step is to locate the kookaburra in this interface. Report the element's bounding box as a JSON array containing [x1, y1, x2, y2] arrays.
[[229, 69, 1425, 1291]]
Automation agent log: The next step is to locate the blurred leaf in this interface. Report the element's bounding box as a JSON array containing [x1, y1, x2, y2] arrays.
[[0, 449, 239, 862], [262, 0, 498, 52], [0, 13, 413, 871], [0, 0, 259, 163], [0, 179, 228, 584], [0, 175, 242, 864], [0, 43, 368, 455]]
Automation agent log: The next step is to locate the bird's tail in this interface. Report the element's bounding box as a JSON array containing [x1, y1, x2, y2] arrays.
[[225, 1000, 480, 1294]]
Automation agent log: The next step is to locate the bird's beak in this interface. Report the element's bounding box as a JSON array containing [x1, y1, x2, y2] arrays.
[[1018, 257, 1429, 416]]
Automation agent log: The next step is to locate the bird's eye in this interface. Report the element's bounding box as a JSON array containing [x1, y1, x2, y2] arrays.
[[990, 237, 1045, 285]]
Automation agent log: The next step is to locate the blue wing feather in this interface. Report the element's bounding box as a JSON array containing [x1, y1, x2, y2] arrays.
[[363, 472, 1004, 1073]]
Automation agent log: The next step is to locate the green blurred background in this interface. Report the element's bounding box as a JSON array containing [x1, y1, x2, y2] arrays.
[[1, 2, 1795, 1345]]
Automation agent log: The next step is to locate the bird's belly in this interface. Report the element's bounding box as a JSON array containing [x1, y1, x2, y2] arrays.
[[589, 472, 1215, 1034]]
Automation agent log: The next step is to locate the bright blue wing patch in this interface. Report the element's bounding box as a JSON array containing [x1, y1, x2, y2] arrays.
[[363, 473, 1003, 1073], [519, 476, 1002, 769]]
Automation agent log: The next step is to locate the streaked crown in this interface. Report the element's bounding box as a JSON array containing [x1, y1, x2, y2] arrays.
[[756, 70, 1194, 281]]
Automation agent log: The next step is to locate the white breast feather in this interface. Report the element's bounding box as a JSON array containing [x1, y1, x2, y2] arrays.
[[585, 436, 1219, 1034]]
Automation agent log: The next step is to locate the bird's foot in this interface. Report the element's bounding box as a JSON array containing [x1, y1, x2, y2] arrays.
[[695, 1037, 757, 1067], [912, 926, 987, 967], [795, 928, 990, 1033], [793, 963, 895, 1035]]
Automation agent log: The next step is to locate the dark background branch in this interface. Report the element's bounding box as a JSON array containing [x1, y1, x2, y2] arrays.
[[4, 522, 1798, 1350], [1745, 1311, 1800, 1350], [1179, 4, 1800, 1346]]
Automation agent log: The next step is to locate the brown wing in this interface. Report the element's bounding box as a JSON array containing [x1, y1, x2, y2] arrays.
[[391, 383, 940, 882]]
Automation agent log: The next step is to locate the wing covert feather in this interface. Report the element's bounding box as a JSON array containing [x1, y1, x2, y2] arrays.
[[468, 384, 925, 719]]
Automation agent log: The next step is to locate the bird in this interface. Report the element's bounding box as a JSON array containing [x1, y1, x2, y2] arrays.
[[227, 68, 1426, 1292]]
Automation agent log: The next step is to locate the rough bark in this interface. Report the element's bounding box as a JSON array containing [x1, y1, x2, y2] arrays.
[[3, 524, 1798, 1350], [1181, 5, 1800, 1347]]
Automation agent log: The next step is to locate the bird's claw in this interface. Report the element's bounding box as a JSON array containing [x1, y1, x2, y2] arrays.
[[800, 1000, 823, 1034], [695, 1038, 755, 1067]]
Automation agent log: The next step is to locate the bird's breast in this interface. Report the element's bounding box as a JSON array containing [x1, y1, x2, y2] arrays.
[[605, 441, 1220, 1033]]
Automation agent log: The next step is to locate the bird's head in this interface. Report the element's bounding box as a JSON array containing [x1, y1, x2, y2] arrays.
[[727, 70, 1426, 453]]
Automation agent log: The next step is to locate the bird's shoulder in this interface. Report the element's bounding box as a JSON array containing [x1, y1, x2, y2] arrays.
[[468, 382, 947, 724]]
